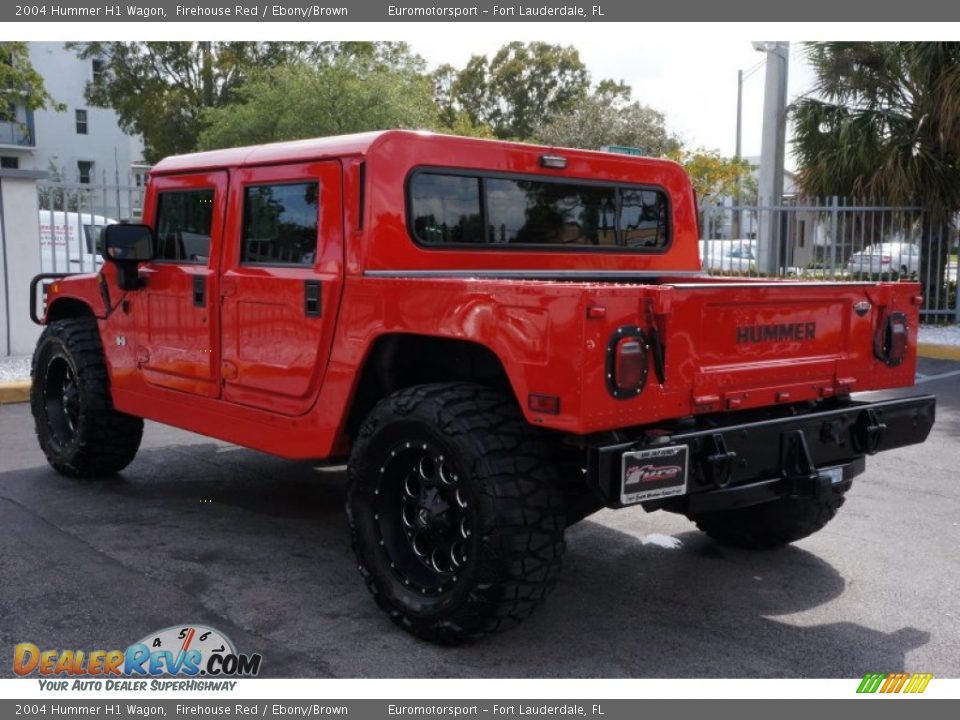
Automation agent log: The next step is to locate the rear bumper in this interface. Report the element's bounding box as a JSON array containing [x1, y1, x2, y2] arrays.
[[586, 394, 936, 514]]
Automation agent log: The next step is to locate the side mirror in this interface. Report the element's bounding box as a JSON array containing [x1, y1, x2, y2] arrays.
[[103, 224, 155, 290]]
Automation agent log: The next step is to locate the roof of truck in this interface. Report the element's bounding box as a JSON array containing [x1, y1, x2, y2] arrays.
[[150, 130, 390, 174], [148, 129, 683, 176]]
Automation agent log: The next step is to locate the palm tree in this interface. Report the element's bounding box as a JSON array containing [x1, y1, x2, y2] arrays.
[[792, 42, 960, 303]]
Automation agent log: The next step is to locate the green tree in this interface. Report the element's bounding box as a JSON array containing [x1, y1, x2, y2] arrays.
[[533, 81, 680, 155], [0, 42, 64, 128], [437, 42, 590, 140], [792, 42, 960, 294], [670, 148, 753, 209], [198, 60, 437, 150], [68, 41, 425, 162], [307, 41, 427, 74]]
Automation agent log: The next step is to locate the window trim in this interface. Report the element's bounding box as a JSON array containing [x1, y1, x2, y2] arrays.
[[152, 187, 216, 266], [75, 109, 88, 135], [238, 179, 321, 268], [405, 166, 673, 255], [77, 160, 94, 184]]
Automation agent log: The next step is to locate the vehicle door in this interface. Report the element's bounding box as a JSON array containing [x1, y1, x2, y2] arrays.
[[218, 161, 344, 416], [136, 172, 227, 398]]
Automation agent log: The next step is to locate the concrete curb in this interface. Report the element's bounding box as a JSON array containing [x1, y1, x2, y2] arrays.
[[918, 343, 960, 362], [0, 381, 31, 405]]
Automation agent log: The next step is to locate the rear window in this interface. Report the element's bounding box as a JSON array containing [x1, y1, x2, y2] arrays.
[[409, 171, 670, 251]]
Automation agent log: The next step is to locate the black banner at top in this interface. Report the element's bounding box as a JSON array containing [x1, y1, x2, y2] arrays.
[[2, 0, 958, 22]]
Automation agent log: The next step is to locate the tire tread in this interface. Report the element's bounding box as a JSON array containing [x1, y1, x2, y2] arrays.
[[689, 490, 846, 550], [348, 382, 565, 643], [31, 318, 143, 477]]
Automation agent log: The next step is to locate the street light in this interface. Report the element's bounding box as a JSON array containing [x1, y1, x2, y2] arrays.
[[736, 58, 766, 162], [733, 59, 765, 239]]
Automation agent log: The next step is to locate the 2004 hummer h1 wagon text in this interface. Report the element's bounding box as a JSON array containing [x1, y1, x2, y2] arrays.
[[29, 130, 935, 642]]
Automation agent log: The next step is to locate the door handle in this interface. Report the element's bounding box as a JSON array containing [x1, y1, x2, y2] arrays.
[[193, 275, 206, 308], [304, 280, 322, 317]]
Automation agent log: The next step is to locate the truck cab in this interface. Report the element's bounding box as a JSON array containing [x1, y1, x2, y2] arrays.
[[29, 130, 935, 642]]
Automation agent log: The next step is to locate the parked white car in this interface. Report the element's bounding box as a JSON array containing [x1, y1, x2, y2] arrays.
[[39, 211, 116, 273], [699, 239, 757, 273], [846, 242, 920, 277]]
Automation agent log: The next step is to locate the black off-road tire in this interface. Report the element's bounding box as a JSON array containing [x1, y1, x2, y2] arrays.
[[687, 488, 847, 550], [347, 382, 566, 643], [31, 318, 143, 477]]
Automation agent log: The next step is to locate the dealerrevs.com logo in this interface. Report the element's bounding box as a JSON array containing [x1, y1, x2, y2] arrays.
[[13, 625, 261, 690]]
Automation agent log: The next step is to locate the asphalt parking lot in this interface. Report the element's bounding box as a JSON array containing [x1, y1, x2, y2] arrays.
[[1, 359, 958, 679]]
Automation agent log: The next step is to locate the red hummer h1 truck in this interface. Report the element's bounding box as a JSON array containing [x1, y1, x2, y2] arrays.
[[29, 130, 934, 642]]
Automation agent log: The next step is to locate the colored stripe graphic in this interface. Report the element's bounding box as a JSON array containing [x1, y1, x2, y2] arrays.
[[857, 673, 932, 694]]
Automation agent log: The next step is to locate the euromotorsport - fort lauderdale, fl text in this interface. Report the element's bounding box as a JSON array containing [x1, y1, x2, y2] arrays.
[[387, 4, 604, 17]]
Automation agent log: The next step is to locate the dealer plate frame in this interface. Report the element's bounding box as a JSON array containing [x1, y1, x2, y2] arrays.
[[620, 444, 689, 505]]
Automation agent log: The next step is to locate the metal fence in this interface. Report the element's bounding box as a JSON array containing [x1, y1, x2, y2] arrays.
[[36, 179, 145, 275], [700, 197, 960, 324]]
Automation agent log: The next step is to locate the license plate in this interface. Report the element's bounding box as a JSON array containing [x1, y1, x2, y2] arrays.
[[621, 444, 689, 505]]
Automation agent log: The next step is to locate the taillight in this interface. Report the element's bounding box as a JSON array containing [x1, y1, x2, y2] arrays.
[[607, 327, 648, 399], [874, 311, 908, 366], [616, 339, 644, 389], [528, 393, 560, 415]]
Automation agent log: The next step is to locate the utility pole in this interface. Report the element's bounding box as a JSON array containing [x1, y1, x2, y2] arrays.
[[732, 69, 743, 240], [736, 69, 743, 160], [753, 41, 789, 275]]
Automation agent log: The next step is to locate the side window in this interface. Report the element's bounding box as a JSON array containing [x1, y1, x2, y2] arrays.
[[620, 189, 670, 249], [241, 182, 319, 265], [410, 174, 483, 244], [83, 223, 107, 255], [155, 190, 214, 264]]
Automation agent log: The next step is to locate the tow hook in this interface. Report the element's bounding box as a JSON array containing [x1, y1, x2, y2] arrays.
[[854, 407, 887, 455], [781, 429, 831, 499], [704, 433, 737, 488]]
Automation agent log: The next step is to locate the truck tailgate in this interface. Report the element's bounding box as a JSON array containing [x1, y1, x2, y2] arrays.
[[579, 279, 920, 429], [671, 280, 916, 411]]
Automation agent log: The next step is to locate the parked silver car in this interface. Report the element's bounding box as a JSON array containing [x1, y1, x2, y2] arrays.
[[846, 242, 920, 277], [699, 239, 757, 273]]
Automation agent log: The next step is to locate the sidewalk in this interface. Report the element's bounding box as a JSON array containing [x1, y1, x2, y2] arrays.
[[918, 324, 960, 361], [0, 355, 30, 404]]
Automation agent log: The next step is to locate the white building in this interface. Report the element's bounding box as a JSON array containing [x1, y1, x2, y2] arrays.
[[0, 42, 146, 218]]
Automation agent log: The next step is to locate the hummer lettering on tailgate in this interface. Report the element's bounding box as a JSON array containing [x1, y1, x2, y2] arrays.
[[736, 322, 817, 344]]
